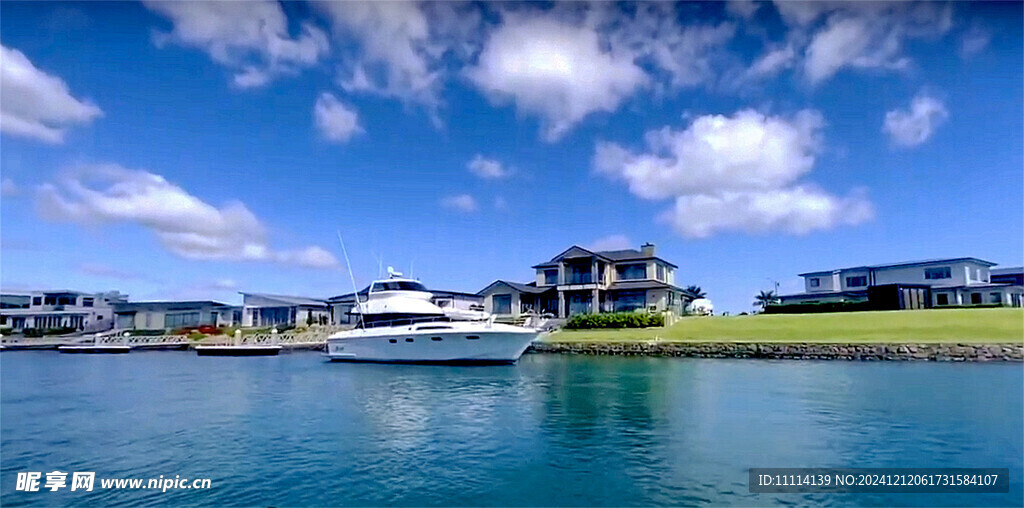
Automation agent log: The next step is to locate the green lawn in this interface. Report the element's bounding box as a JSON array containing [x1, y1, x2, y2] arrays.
[[545, 308, 1024, 344]]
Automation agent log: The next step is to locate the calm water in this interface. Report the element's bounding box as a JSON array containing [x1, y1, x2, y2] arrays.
[[1, 351, 1021, 507]]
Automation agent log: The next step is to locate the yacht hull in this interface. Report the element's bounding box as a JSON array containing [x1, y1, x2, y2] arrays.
[[324, 322, 538, 364]]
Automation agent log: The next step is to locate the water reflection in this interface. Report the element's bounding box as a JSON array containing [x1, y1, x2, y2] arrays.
[[1, 352, 1020, 507]]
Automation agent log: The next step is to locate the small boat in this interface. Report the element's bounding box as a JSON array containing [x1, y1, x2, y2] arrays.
[[195, 345, 282, 356], [325, 273, 541, 364]]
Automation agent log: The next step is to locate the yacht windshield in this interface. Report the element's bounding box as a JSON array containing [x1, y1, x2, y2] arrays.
[[372, 281, 429, 292]]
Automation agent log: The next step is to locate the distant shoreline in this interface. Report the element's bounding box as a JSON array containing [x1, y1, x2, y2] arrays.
[[530, 342, 1024, 361]]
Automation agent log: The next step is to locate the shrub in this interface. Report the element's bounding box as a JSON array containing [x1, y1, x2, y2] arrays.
[[45, 327, 79, 336], [127, 329, 167, 336], [188, 332, 206, 341], [564, 312, 665, 329], [0, 328, 12, 336], [23, 328, 44, 338]]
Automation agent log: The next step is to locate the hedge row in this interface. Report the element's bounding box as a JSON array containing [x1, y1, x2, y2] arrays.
[[564, 312, 665, 329], [21, 327, 79, 337], [763, 301, 874, 314]]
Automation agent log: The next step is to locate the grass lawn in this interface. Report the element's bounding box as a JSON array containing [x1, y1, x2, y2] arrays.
[[545, 308, 1024, 344]]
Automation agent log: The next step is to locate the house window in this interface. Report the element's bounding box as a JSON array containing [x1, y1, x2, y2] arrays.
[[924, 267, 951, 280], [990, 292, 1002, 304], [613, 291, 646, 312], [936, 293, 949, 305], [845, 276, 867, 287], [971, 293, 982, 304], [493, 295, 512, 315], [809, 278, 820, 287], [56, 296, 75, 306], [617, 264, 646, 281], [44, 296, 56, 305], [656, 264, 665, 281], [32, 297, 41, 306], [544, 269, 558, 285], [82, 298, 94, 307], [165, 312, 201, 329]]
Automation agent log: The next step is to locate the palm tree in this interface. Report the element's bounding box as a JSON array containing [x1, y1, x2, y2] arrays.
[[686, 285, 707, 299], [754, 290, 779, 310]]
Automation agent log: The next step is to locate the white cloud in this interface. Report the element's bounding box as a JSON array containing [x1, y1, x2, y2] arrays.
[[595, 109, 824, 199], [726, 0, 760, 19], [800, 3, 952, 84], [608, 5, 735, 90], [314, 92, 363, 142], [588, 234, 632, 252], [744, 44, 796, 80], [36, 164, 339, 269], [467, 155, 510, 179], [0, 44, 103, 143], [660, 186, 874, 239], [883, 93, 949, 147], [143, 0, 329, 88], [317, 1, 448, 108], [440, 194, 478, 213], [466, 12, 647, 142], [2, 177, 19, 197], [959, 25, 991, 59], [595, 109, 873, 238]]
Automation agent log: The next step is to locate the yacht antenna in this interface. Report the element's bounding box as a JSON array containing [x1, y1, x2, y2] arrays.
[[337, 231, 365, 329]]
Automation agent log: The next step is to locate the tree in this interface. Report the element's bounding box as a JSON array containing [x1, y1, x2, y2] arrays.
[[754, 290, 779, 310], [686, 285, 707, 299]]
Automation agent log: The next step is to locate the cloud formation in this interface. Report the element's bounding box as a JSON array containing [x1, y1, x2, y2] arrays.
[[596, 109, 873, 238], [883, 93, 949, 147], [440, 194, 478, 213], [144, 0, 329, 88], [467, 155, 510, 179], [467, 12, 647, 142], [37, 164, 339, 268], [2, 177, 19, 197], [0, 44, 103, 143], [314, 92, 363, 142]]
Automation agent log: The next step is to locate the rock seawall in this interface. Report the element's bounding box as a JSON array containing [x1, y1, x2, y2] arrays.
[[530, 342, 1024, 361]]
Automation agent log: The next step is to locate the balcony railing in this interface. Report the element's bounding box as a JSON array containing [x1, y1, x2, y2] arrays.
[[564, 274, 593, 284]]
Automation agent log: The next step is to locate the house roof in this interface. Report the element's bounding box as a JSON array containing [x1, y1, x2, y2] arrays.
[[799, 257, 997, 277], [991, 267, 1024, 276], [531, 244, 678, 269], [477, 280, 554, 295], [240, 292, 326, 307], [608, 280, 694, 296], [113, 300, 233, 312]]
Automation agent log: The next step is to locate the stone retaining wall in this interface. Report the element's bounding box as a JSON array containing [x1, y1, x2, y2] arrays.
[[530, 342, 1024, 361]]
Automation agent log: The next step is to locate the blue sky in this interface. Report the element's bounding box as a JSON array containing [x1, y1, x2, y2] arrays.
[[1, 1, 1021, 313]]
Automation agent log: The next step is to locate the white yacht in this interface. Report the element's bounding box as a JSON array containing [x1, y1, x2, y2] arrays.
[[324, 274, 541, 364]]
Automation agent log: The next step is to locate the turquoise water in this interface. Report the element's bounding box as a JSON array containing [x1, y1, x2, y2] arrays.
[[1, 351, 1021, 506]]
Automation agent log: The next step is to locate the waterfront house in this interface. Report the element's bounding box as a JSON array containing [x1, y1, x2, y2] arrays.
[[991, 266, 1024, 286], [113, 301, 241, 331], [778, 257, 1024, 308], [0, 290, 127, 333], [478, 243, 695, 320], [326, 287, 484, 325], [240, 293, 329, 327]]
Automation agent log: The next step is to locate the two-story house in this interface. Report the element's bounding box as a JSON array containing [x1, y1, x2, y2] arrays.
[[778, 257, 1024, 308], [478, 243, 695, 320], [0, 290, 128, 333]]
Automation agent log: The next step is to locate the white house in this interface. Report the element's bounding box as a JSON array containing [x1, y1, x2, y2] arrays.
[[478, 243, 696, 320], [779, 258, 1024, 308], [0, 290, 128, 333], [240, 293, 329, 327], [113, 301, 240, 331]]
